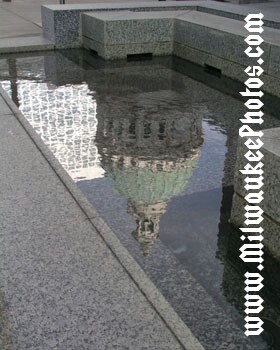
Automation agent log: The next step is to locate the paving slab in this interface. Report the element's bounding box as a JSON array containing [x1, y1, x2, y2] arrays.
[[0, 112, 88, 233], [0, 94, 12, 114], [0, 23, 41, 39], [0, 219, 186, 350], [233, 127, 280, 225], [0, 7, 41, 39], [197, 1, 280, 29], [0, 36, 54, 54], [0, 0, 159, 28]]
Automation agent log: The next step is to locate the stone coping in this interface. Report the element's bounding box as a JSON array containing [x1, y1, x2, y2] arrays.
[[84, 8, 280, 45], [43, 1, 201, 11], [233, 127, 280, 225], [42, 1, 280, 29], [0, 35, 54, 54], [230, 192, 280, 261], [196, 2, 280, 29], [262, 127, 280, 158], [87, 9, 187, 20], [80, 8, 280, 98], [41, 1, 280, 98], [41, 1, 280, 49]]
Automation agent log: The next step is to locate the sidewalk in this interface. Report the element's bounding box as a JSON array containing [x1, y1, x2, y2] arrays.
[[0, 0, 158, 32], [1, 0, 280, 53], [0, 0, 158, 52], [1, 0, 280, 37]]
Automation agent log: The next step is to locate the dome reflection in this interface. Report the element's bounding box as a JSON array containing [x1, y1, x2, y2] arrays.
[[96, 91, 204, 256]]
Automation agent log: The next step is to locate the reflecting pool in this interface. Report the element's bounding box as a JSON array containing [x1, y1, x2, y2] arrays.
[[1, 49, 280, 350]]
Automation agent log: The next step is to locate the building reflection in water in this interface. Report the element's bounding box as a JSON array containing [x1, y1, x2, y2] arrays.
[[0, 56, 203, 257], [1, 68, 204, 256], [95, 91, 204, 256], [2, 52, 280, 348], [1, 79, 103, 181]]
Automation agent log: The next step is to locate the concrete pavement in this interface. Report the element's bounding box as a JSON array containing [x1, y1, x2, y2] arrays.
[[1, 0, 280, 53], [0, 0, 158, 30], [0, 0, 158, 53]]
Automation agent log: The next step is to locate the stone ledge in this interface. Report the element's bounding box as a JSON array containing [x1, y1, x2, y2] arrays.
[[41, 1, 280, 49], [41, 1, 198, 48], [82, 10, 176, 46], [80, 9, 280, 98], [196, 3, 280, 30], [82, 10, 179, 59], [83, 36, 173, 60], [0, 35, 54, 54], [230, 127, 280, 261], [230, 192, 280, 261], [233, 128, 280, 225], [174, 11, 279, 77]]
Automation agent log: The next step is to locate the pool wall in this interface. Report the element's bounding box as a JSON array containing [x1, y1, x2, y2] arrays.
[[230, 128, 280, 260], [41, 1, 280, 258], [41, 1, 280, 98]]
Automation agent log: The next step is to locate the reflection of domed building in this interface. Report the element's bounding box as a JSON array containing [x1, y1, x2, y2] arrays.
[[96, 90, 204, 256]]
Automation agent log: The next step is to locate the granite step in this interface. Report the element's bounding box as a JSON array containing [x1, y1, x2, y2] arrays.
[[174, 10, 280, 80], [81, 9, 280, 99], [0, 35, 54, 54], [196, 2, 280, 30]]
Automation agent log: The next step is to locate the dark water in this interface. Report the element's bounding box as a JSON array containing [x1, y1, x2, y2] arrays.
[[0, 49, 280, 350]]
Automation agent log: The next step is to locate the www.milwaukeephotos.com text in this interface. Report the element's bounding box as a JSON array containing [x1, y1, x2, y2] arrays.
[[239, 12, 265, 337]]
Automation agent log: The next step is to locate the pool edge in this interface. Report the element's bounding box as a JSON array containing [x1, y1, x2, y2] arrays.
[[0, 85, 205, 350]]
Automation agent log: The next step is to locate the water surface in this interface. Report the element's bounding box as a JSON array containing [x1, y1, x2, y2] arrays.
[[1, 50, 280, 350]]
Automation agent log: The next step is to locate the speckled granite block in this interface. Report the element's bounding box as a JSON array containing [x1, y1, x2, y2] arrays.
[[173, 42, 280, 99], [82, 11, 175, 59], [41, 3, 280, 97], [42, 6, 96, 48], [53, 10, 82, 48], [108, 14, 173, 45], [173, 42, 247, 82], [230, 193, 280, 261], [196, 2, 280, 30], [269, 45, 280, 78], [82, 12, 105, 44], [41, 5, 55, 44], [230, 127, 280, 259], [83, 37, 105, 57], [261, 72, 280, 98], [83, 11, 175, 45], [173, 11, 280, 98], [174, 12, 270, 70], [84, 36, 173, 60], [233, 128, 280, 225], [41, 2, 196, 48], [42, 7, 102, 48]]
